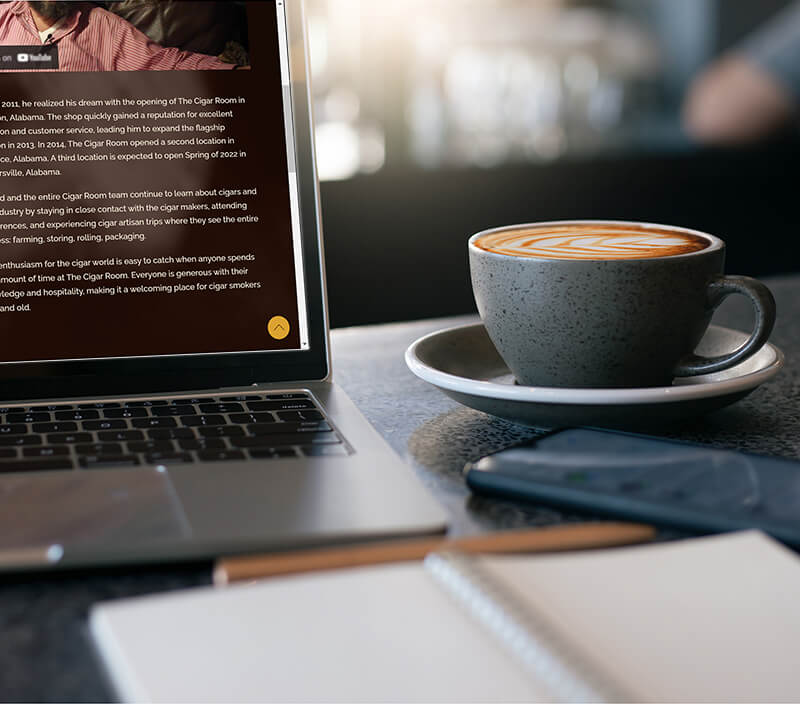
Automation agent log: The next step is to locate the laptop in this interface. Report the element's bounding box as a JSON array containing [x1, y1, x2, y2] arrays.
[[0, 0, 447, 571]]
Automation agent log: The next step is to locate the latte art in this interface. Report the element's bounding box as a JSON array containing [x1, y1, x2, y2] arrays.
[[473, 225, 710, 260]]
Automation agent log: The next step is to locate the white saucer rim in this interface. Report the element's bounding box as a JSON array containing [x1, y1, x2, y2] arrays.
[[405, 323, 784, 406]]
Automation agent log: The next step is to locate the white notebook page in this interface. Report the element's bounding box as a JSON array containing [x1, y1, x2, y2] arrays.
[[480, 530, 800, 702], [91, 561, 545, 703]]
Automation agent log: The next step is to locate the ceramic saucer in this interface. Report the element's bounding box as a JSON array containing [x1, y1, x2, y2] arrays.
[[405, 323, 784, 429]]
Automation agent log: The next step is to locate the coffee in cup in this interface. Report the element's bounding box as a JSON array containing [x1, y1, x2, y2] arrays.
[[471, 222, 711, 260], [469, 220, 776, 388]]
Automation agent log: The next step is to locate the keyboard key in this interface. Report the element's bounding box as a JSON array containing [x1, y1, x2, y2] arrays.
[[196, 449, 246, 462], [198, 403, 244, 414], [22, 446, 69, 457], [247, 400, 315, 412], [32, 421, 78, 433], [147, 427, 195, 440], [82, 419, 128, 431], [124, 400, 169, 407], [127, 440, 175, 453], [180, 415, 226, 427], [132, 417, 177, 429], [7, 412, 51, 423], [301, 445, 350, 457], [48, 432, 93, 444], [37, 404, 75, 412], [230, 433, 340, 449], [197, 425, 244, 438], [0, 407, 25, 413], [150, 405, 197, 417], [0, 424, 28, 435], [97, 430, 145, 442], [79, 455, 140, 468], [178, 438, 225, 451], [76, 443, 123, 456], [54, 410, 100, 421], [249, 448, 298, 459], [0, 448, 17, 458], [276, 410, 324, 422], [145, 452, 193, 465], [105, 408, 149, 418], [266, 393, 309, 400], [0, 458, 74, 472], [78, 402, 121, 409], [0, 435, 42, 446], [248, 421, 332, 436], [171, 397, 215, 405], [229, 412, 275, 425]]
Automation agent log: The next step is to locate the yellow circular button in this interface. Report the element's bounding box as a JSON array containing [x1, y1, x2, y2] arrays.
[[267, 315, 290, 340]]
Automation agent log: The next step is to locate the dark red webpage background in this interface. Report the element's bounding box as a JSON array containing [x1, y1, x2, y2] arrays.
[[0, 2, 301, 362]]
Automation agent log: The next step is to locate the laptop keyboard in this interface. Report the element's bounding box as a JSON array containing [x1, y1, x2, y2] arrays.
[[0, 392, 349, 473]]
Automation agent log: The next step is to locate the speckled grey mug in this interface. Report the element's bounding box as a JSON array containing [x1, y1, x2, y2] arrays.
[[469, 220, 776, 388]]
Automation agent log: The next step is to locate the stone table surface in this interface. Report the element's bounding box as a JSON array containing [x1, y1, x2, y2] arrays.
[[2, 274, 799, 702]]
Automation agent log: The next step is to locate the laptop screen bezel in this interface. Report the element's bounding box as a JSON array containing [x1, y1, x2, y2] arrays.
[[0, 0, 331, 402]]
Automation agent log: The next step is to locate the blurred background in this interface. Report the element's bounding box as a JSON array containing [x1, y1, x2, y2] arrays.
[[304, 0, 799, 326]]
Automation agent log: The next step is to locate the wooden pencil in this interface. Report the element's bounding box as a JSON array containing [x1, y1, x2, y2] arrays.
[[213, 521, 656, 585]]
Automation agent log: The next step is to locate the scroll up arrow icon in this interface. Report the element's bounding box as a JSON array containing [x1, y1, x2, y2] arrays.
[[267, 315, 290, 340]]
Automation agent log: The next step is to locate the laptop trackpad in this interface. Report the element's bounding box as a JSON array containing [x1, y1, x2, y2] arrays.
[[0, 470, 190, 553]]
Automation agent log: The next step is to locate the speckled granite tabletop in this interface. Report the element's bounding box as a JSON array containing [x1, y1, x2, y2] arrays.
[[2, 274, 797, 702]]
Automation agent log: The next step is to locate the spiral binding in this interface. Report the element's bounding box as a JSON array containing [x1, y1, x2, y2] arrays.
[[424, 552, 632, 703]]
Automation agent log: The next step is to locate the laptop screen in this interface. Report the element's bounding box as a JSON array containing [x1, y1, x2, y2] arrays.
[[0, 0, 312, 366]]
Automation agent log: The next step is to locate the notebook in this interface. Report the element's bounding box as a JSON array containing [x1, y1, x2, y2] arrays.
[[0, 0, 446, 571], [90, 530, 800, 702]]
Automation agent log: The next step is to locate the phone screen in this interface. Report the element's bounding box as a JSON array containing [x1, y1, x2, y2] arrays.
[[467, 429, 800, 539]]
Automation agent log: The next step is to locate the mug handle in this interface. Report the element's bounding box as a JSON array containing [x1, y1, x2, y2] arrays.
[[674, 275, 776, 377]]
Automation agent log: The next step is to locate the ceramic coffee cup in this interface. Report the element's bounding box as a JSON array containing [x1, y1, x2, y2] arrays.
[[468, 220, 776, 388]]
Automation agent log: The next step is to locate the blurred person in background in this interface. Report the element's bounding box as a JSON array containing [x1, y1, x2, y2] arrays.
[[683, 0, 800, 144], [0, 1, 242, 71]]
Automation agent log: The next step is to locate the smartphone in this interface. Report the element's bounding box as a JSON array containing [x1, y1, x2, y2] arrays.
[[465, 428, 800, 546]]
